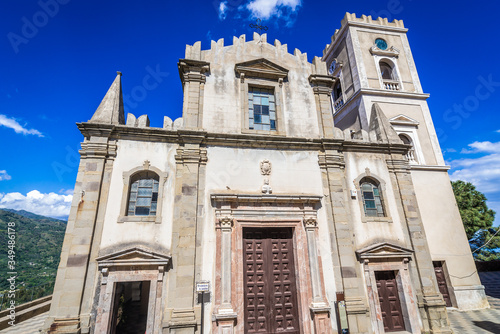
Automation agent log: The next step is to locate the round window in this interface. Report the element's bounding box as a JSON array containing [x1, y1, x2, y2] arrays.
[[375, 38, 388, 50]]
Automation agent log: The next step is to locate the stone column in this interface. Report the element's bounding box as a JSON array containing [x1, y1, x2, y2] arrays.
[[303, 217, 332, 333], [309, 74, 335, 138], [164, 131, 207, 334], [178, 59, 210, 130], [319, 150, 370, 334], [44, 128, 116, 334], [214, 216, 237, 333], [387, 157, 452, 334], [218, 216, 234, 312]]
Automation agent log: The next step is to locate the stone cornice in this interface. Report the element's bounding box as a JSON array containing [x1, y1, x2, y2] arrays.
[[309, 74, 335, 95], [359, 88, 430, 100], [175, 147, 207, 165], [77, 122, 411, 156], [318, 153, 345, 169], [410, 165, 450, 172], [211, 193, 322, 205], [178, 58, 210, 85], [79, 142, 117, 159], [386, 159, 410, 173]]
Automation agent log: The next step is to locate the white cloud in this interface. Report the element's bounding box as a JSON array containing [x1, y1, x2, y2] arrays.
[[0, 114, 43, 137], [460, 141, 500, 154], [246, 0, 301, 20], [58, 188, 74, 195], [219, 1, 228, 20], [0, 190, 72, 219], [449, 141, 500, 195], [0, 170, 11, 181]]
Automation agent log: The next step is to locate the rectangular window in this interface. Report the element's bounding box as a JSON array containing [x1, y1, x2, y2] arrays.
[[249, 87, 276, 131]]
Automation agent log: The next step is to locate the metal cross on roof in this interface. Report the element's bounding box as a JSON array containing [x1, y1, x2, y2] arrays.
[[249, 18, 268, 32]]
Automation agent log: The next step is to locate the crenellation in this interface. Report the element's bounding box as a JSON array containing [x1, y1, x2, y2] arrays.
[[173, 117, 183, 130], [126, 113, 136, 126], [312, 56, 328, 75], [185, 41, 201, 60], [137, 114, 150, 128], [261, 33, 267, 44], [186, 32, 309, 66], [125, 113, 150, 128], [163, 116, 173, 129], [323, 12, 405, 56], [342, 12, 405, 28]]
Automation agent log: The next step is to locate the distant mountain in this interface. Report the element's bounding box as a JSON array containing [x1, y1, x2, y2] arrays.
[[2, 208, 67, 224], [0, 209, 67, 291]]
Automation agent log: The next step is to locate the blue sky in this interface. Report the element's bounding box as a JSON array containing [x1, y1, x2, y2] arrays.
[[0, 0, 499, 223]]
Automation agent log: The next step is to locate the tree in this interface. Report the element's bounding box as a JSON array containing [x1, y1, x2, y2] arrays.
[[451, 180, 499, 261]]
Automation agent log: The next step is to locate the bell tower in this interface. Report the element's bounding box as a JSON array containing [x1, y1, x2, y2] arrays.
[[322, 12, 488, 333], [322, 13, 443, 166]]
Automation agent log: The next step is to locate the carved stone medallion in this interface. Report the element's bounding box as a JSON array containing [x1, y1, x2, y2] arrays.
[[260, 159, 272, 175]]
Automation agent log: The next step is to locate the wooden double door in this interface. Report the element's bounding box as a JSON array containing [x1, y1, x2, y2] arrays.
[[433, 261, 452, 307], [243, 228, 300, 334], [375, 271, 405, 332]]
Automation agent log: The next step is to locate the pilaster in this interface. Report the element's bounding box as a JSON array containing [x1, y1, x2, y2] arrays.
[[178, 59, 210, 130], [303, 217, 333, 333], [44, 129, 117, 334], [309, 74, 336, 137], [164, 132, 207, 333], [386, 156, 453, 334], [319, 149, 370, 334], [214, 216, 237, 333]]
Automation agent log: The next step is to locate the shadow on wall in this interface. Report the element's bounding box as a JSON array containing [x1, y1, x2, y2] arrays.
[[472, 321, 500, 333]]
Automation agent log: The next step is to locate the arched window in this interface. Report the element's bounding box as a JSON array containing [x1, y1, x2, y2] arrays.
[[398, 133, 411, 145], [379, 60, 395, 80], [334, 81, 342, 101], [333, 80, 344, 111], [127, 171, 159, 216], [399, 134, 417, 163], [360, 178, 385, 217]]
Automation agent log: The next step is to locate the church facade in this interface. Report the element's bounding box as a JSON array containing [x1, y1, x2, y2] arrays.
[[44, 13, 488, 334]]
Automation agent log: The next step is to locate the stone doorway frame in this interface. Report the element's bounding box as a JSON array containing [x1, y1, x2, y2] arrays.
[[211, 193, 332, 334], [94, 247, 171, 334], [356, 242, 421, 334]]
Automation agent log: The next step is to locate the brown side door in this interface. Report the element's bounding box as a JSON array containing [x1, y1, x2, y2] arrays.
[[375, 271, 405, 332], [243, 228, 300, 334], [433, 261, 452, 307]]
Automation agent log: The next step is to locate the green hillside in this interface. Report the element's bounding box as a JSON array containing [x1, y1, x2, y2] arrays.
[[0, 209, 66, 291]]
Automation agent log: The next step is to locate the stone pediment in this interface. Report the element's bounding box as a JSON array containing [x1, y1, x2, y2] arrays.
[[97, 247, 171, 268], [235, 58, 288, 80], [389, 114, 420, 127], [356, 242, 413, 261]]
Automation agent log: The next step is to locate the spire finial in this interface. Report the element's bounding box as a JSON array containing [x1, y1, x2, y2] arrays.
[[89, 72, 125, 125]]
